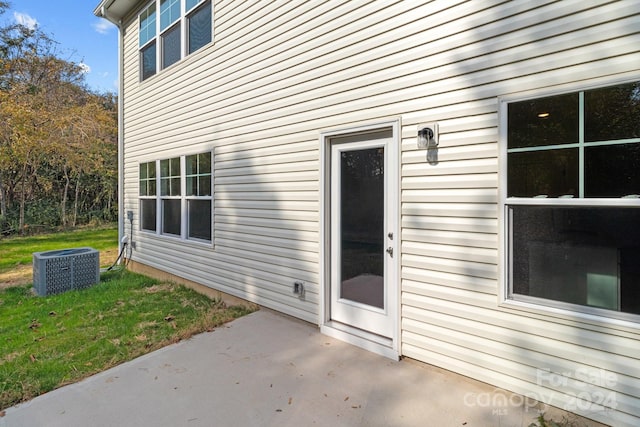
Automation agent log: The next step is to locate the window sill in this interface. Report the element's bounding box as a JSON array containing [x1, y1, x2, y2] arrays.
[[505, 197, 640, 206]]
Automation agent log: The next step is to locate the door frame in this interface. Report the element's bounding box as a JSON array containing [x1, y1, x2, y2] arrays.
[[319, 119, 400, 360]]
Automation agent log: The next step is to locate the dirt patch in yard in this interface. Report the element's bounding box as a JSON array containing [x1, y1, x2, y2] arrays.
[[139, 284, 175, 294], [0, 265, 33, 290], [0, 248, 120, 290]]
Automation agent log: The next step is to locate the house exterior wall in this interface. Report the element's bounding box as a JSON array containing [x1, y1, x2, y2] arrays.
[[117, 1, 640, 425]]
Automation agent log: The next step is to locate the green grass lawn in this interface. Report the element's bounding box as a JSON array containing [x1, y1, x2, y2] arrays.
[[0, 226, 118, 273], [0, 270, 255, 410], [0, 227, 256, 410]]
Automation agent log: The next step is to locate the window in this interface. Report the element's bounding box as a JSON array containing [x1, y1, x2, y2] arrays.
[[188, 1, 211, 54], [186, 152, 212, 241], [139, 0, 213, 81], [161, 23, 181, 69], [160, 0, 181, 30], [160, 0, 181, 69], [160, 157, 181, 236], [504, 81, 640, 319], [139, 161, 157, 231], [139, 3, 157, 46], [139, 4, 157, 79], [186, 0, 201, 10], [141, 42, 157, 81], [139, 151, 212, 243]]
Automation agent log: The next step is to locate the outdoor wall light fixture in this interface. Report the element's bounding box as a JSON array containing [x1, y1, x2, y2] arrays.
[[417, 123, 438, 149]]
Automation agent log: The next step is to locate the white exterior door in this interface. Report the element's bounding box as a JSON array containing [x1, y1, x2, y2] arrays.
[[329, 129, 397, 339]]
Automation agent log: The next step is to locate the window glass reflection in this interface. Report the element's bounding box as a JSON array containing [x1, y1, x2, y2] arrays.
[[141, 42, 156, 80], [162, 24, 181, 69], [188, 199, 211, 240], [340, 148, 384, 309], [508, 148, 578, 197], [585, 82, 640, 142], [508, 93, 578, 149], [585, 144, 640, 197], [188, 1, 212, 54], [511, 206, 640, 315], [162, 199, 181, 235], [141, 199, 157, 232]]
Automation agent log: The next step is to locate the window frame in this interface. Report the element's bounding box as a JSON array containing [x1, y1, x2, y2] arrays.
[[185, 152, 212, 242], [139, 161, 158, 232], [138, 150, 213, 245], [160, 156, 182, 237], [139, 2, 158, 80], [160, 21, 182, 70], [160, 0, 181, 32], [187, 0, 212, 55], [138, 0, 213, 82], [499, 77, 640, 327]]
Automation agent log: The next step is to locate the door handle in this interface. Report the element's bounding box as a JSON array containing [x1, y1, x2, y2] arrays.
[[386, 246, 393, 257]]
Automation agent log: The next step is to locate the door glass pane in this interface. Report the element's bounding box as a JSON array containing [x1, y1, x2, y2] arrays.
[[339, 147, 384, 309]]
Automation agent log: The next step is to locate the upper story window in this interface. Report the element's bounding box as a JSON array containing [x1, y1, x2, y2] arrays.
[[139, 4, 157, 45], [188, 1, 212, 54], [139, 0, 212, 81], [139, 4, 157, 81], [503, 80, 640, 321], [160, 0, 181, 30]]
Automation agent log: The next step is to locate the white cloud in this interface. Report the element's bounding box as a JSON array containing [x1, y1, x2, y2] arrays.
[[93, 19, 115, 35], [78, 63, 91, 74], [14, 12, 38, 30]]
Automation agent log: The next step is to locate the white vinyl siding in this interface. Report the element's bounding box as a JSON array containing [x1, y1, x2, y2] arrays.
[[118, 1, 640, 425]]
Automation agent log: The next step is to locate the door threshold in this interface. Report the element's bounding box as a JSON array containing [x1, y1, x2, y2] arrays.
[[321, 321, 399, 360]]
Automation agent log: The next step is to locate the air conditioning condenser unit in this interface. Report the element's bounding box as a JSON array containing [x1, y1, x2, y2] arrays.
[[33, 247, 100, 296]]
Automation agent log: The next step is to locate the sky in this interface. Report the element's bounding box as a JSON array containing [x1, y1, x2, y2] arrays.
[[3, 0, 119, 93]]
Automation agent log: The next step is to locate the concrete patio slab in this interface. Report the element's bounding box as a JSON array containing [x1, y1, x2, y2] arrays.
[[1, 310, 605, 427]]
